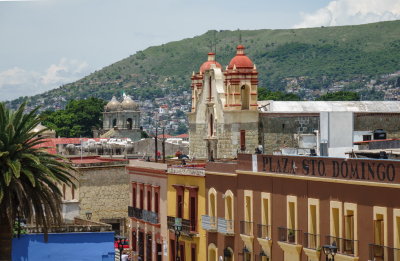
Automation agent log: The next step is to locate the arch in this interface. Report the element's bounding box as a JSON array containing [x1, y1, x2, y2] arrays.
[[225, 190, 234, 221], [241, 85, 250, 110], [208, 188, 217, 217], [224, 247, 234, 261], [208, 243, 218, 261], [112, 118, 117, 128], [127, 118, 133, 130]]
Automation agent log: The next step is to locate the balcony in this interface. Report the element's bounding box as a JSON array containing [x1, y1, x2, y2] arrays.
[[128, 206, 159, 224], [217, 218, 234, 235], [257, 224, 272, 240], [240, 221, 253, 236], [326, 235, 358, 256], [201, 215, 217, 232], [369, 244, 400, 261], [303, 233, 320, 250], [167, 216, 198, 236], [278, 227, 302, 245]]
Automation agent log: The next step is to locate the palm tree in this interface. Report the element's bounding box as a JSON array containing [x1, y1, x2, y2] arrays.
[[0, 102, 75, 261]]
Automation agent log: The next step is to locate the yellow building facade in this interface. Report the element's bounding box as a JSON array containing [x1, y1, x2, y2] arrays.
[[167, 166, 206, 261]]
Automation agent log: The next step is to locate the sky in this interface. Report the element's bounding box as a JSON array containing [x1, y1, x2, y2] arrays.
[[1, 0, 400, 101]]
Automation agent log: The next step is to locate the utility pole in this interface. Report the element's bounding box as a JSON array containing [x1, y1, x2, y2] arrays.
[[162, 127, 166, 163]]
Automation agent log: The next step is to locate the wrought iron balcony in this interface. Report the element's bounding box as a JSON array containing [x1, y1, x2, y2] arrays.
[[167, 216, 197, 236], [128, 206, 159, 224], [217, 218, 234, 235], [326, 235, 358, 256], [303, 233, 320, 250], [240, 221, 253, 236], [201, 215, 217, 232], [257, 224, 272, 240], [278, 227, 302, 245], [368, 244, 400, 261]]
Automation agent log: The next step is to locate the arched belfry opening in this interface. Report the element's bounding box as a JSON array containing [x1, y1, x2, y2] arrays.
[[112, 119, 117, 128], [127, 118, 133, 130], [241, 85, 250, 110]]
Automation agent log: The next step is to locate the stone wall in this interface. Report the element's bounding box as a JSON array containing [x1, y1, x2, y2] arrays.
[[354, 113, 400, 139], [78, 165, 129, 236], [260, 114, 319, 153], [189, 123, 207, 158]]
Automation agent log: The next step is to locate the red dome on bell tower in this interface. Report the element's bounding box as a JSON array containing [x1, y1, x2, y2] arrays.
[[228, 45, 254, 69], [199, 52, 222, 73]]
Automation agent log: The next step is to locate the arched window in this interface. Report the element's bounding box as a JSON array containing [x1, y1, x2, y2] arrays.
[[241, 85, 250, 110], [208, 243, 218, 261], [112, 118, 117, 127], [127, 118, 133, 130], [224, 247, 234, 261], [208, 188, 217, 217], [225, 190, 234, 234]]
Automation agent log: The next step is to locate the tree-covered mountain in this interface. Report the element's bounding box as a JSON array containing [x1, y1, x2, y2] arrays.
[[7, 20, 400, 111]]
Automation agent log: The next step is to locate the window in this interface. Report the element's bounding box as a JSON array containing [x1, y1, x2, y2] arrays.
[[330, 201, 342, 240], [307, 198, 320, 249], [127, 118, 133, 130], [209, 114, 214, 137], [374, 206, 387, 247], [189, 187, 198, 232], [287, 195, 298, 244], [155, 192, 159, 214], [140, 187, 144, 210], [225, 190, 234, 233], [394, 209, 400, 250], [62, 184, 66, 200], [174, 185, 184, 218], [132, 230, 137, 251], [240, 130, 246, 151], [261, 193, 271, 239], [170, 239, 175, 261], [180, 242, 185, 261], [208, 188, 217, 217], [132, 184, 137, 208], [147, 189, 152, 211], [209, 76, 212, 100], [71, 186, 75, 200], [191, 244, 196, 261]]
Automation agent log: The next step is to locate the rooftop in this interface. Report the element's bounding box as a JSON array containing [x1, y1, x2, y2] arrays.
[[258, 100, 400, 113]]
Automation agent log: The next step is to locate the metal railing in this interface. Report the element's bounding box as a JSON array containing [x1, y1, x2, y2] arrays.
[[326, 235, 358, 256], [304, 233, 320, 250], [128, 206, 158, 224], [201, 215, 217, 231], [368, 244, 400, 261], [240, 221, 253, 236], [167, 216, 197, 236], [278, 227, 302, 245], [257, 224, 272, 240]]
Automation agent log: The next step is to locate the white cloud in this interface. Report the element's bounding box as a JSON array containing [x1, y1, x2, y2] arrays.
[[294, 0, 400, 28], [0, 58, 90, 101]]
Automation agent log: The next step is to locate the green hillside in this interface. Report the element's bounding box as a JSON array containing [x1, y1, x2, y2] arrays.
[[8, 20, 400, 109]]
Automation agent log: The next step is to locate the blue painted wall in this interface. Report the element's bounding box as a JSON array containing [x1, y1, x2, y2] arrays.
[[12, 232, 115, 261]]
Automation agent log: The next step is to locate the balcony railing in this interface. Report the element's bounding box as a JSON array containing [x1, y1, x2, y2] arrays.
[[167, 216, 197, 236], [278, 227, 302, 245], [257, 224, 272, 240], [201, 215, 217, 231], [326, 235, 358, 256], [240, 221, 253, 236], [128, 206, 159, 224], [217, 218, 234, 235], [303, 233, 320, 250], [368, 244, 400, 261]]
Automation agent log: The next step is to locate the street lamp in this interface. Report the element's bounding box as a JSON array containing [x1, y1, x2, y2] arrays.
[[322, 241, 337, 261], [173, 218, 182, 261]]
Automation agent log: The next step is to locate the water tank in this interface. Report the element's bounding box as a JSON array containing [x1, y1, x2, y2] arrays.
[[373, 129, 387, 140]]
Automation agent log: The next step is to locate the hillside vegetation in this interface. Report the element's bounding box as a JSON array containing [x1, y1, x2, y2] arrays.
[[8, 20, 400, 110]]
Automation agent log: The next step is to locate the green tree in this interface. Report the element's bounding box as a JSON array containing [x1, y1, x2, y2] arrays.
[[317, 91, 360, 101], [258, 88, 301, 101], [0, 102, 75, 260], [42, 98, 106, 137], [175, 123, 188, 135]]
